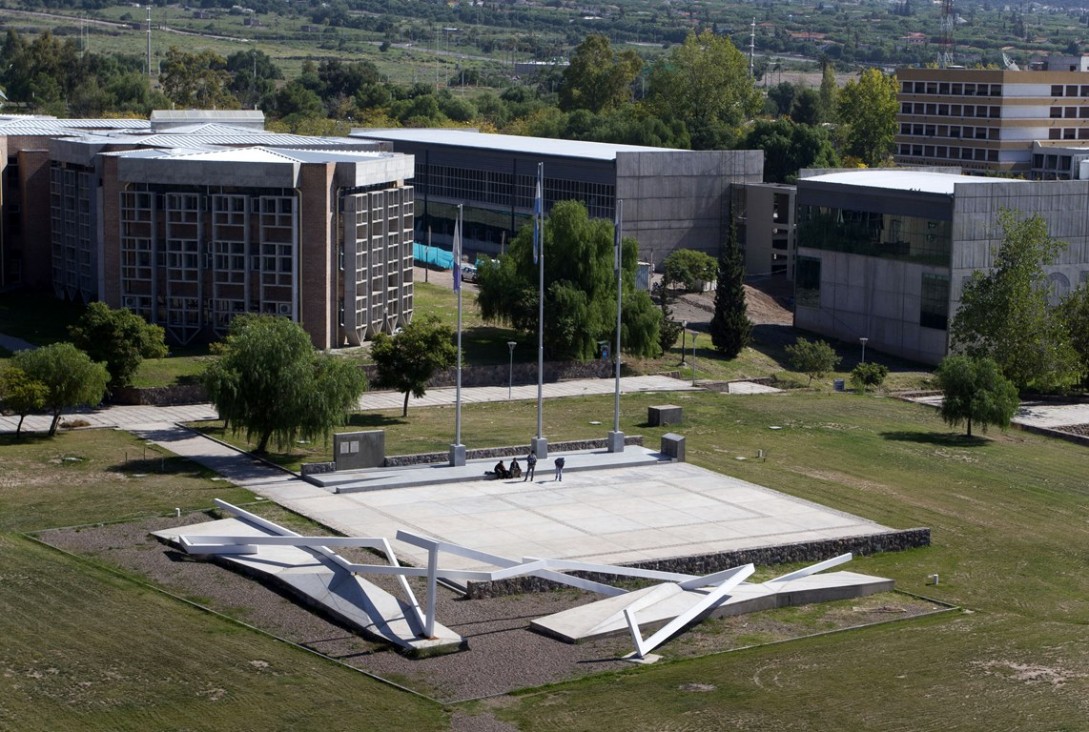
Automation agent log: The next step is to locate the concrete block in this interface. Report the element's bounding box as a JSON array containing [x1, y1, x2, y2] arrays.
[[661, 433, 685, 462], [606, 430, 625, 453], [333, 430, 385, 470], [648, 404, 683, 427]]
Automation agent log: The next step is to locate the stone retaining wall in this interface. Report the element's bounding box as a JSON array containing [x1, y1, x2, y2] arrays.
[[384, 436, 645, 467], [465, 527, 931, 599]]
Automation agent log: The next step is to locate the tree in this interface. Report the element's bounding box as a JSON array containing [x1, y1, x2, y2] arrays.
[[202, 315, 366, 453], [836, 68, 898, 166], [850, 362, 889, 392], [478, 201, 660, 361], [12, 343, 109, 436], [558, 34, 642, 114], [1060, 283, 1089, 386], [370, 315, 457, 417], [936, 355, 1019, 437], [0, 366, 47, 437], [740, 118, 840, 184], [817, 60, 838, 124], [785, 337, 840, 386], [160, 47, 237, 109], [950, 210, 1080, 392], [646, 29, 762, 149], [709, 223, 752, 358], [69, 302, 168, 390], [662, 249, 717, 292]]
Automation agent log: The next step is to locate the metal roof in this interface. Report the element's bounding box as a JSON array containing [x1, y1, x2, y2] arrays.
[[351, 128, 680, 161], [0, 117, 150, 135], [802, 169, 1025, 195], [109, 146, 395, 164]]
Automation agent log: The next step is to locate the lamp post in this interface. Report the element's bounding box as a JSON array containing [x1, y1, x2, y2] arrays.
[[860, 337, 869, 364], [507, 341, 517, 400], [691, 333, 698, 387], [680, 321, 688, 365]]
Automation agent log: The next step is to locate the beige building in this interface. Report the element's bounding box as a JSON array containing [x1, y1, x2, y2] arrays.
[[895, 56, 1089, 176]]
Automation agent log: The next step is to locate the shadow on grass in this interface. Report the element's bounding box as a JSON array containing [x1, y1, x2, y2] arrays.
[[0, 431, 55, 447], [881, 431, 990, 447], [347, 413, 409, 428], [106, 455, 211, 476]]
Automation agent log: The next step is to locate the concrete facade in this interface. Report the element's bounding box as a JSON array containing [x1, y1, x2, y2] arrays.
[[733, 182, 796, 277], [793, 169, 1089, 365], [351, 129, 763, 268], [1, 113, 415, 349]]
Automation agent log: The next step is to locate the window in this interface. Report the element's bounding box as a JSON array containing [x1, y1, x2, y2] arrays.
[[796, 257, 821, 308], [920, 273, 950, 330]]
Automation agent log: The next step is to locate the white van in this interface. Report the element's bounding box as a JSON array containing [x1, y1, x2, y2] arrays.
[[460, 263, 478, 283]]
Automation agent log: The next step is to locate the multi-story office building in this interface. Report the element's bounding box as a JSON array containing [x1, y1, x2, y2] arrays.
[[794, 169, 1089, 365], [2, 112, 414, 349], [731, 183, 796, 278], [351, 128, 763, 268], [895, 56, 1089, 176]]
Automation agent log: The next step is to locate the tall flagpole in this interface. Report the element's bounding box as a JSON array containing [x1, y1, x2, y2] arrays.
[[532, 162, 548, 459], [450, 204, 466, 466], [608, 199, 625, 453]]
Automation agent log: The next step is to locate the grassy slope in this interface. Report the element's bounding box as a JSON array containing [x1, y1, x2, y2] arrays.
[[496, 393, 1089, 731], [0, 429, 444, 731]]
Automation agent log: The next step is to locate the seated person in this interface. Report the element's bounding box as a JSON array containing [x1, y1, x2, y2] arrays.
[[509, 459, 522, 479], [493, 460, 509, 479]]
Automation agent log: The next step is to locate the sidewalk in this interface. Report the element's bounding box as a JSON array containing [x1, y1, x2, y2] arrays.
[[0, 374, 697, 434]]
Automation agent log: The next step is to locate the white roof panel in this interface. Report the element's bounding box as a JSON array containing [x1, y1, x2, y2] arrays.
[[351, 128, 680, 160], [803, 169, 1025, 195]]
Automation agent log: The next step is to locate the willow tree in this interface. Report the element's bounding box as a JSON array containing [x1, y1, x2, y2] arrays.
[[476, 200, 660, 361], [202, 314, 366, 453]]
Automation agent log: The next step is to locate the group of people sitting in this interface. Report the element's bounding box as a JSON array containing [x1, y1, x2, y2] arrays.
[[487, 450, 539, 481], [491, 458, 522, 480]]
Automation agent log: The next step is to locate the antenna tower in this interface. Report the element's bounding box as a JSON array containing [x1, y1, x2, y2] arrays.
[[749, 18, 756, 78], [938, 0, 955, 68], [146, 5, 152, 79]]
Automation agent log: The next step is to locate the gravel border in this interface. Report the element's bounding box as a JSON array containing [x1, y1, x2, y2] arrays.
[[38, 512, 946, 705]]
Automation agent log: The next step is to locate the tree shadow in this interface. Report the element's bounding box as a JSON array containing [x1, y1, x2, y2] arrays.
[[880, 431, 990, 447], [0, 431, 55, 447], [346, 413, 408, 428]]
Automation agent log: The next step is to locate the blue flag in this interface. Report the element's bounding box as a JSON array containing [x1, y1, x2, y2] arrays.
[[532, 177, 542, 265]]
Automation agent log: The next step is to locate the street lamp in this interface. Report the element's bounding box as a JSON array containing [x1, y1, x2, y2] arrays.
[[507, 341, 517, 399], [859, 337, 869, 364], [680, 321, 688, 365], [691, 333, 698, 387]]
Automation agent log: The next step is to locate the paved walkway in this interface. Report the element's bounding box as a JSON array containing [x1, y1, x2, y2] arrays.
[[908, 394, 1089, 431]]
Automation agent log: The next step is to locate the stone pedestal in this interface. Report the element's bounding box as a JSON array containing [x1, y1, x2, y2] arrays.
[[333, 430, 385, 470], [648, 404, 683, 427], [606, 430, 625, 453], [449, 443, 466, 467], [531, 436, 548, 459], [661, 433, 685, 462]]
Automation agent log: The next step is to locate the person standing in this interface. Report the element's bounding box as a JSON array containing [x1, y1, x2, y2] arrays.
[[554, 456, 565, 482], [524, 451, 537, 482]]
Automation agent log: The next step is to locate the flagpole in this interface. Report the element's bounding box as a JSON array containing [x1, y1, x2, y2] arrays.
[[450, 204, 466, 466], [608, 199, 625, 453], [532, 162, 548, 459]]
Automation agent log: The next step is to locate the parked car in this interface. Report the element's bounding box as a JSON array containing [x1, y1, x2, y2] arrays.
[[460, 263, 478, 283]]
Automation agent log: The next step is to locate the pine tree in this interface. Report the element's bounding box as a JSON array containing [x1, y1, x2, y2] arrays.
[[709, 221, 752, 358]]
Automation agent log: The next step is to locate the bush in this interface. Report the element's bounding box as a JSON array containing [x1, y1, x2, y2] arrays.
[[851, 362, 889, 392], [662, 249, 717, 292], [785, 337, 840, 386]]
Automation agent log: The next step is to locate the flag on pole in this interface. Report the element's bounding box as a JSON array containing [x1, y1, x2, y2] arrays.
[[452, 215, 462, 292], [614, 206, 622, 273], [532, 168, 542, 265]]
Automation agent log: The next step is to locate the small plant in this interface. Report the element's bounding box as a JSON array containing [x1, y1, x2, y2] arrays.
[[851, 362, 889, 392]]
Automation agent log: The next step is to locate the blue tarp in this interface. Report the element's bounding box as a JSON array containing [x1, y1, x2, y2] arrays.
[[413, 242, 454, 270]]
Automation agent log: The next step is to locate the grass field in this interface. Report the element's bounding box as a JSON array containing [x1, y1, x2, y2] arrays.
[[4, 390, 1089, 728]]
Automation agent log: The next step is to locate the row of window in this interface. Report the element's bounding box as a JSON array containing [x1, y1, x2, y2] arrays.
[[1047, 127, 1089, 140], [901, 81, 1002, 97], [897, 144, 999, 162], [900, 102, 1000, 118], [798, 207, 952, 266], [899, 123, 998, 140]]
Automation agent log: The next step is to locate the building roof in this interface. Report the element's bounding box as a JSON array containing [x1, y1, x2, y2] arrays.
[[64, 123, 369, 149], [802, 169, 1025, 195], [351, 128, 680, 161], [0, 116, 149, 135], [109, 146, 396, 164]]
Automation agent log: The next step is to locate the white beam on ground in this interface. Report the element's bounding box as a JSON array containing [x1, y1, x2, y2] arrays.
[[624, 564, 755, 659], [765, 553, 852, 584], [425, 544, 439, 638]]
